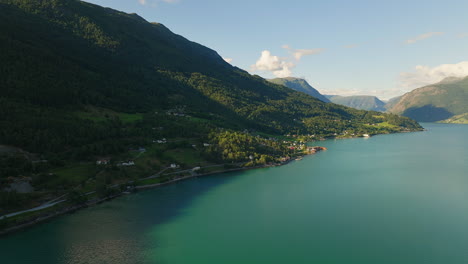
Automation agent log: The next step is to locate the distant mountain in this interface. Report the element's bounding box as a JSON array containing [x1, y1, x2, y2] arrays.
[[326, 95, 386, 111], [387, 77, 468, 122], [384, 96, 403, 111], [268, 78, 330, 102]]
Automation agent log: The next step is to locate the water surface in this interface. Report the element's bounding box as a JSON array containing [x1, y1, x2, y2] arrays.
[[1, 123, 467, 264]]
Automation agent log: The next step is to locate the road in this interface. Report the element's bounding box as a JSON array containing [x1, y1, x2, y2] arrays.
[[0, 163, 241, 220], [0, 199, 67, 219]]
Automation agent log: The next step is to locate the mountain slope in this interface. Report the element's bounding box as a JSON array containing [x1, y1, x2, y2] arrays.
[[387, 77, 468, 122], [326, 95, 386, 111], [0, 0, 421, 156], [0, 0, 424, 217], [384, 96, 402, 111], [268, 77, 330, 102], [439, 113, 468, 124]]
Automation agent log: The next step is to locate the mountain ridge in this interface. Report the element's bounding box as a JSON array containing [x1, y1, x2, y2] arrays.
[[387, 76, 468, 122], [325, 95, 386, 111], [267, 77, 330, 103]]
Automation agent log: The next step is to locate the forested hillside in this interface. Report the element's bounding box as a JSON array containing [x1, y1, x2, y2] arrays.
[[0, 0, 421, 156], [0, 0, 422, 217]]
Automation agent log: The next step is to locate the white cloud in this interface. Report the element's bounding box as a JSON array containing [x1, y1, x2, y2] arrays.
[[223, 57, 233, 64], [457, 32, 468, 38], [400, 61, 468, 89], [282, 45, 324, 60], [406, 32, 444, 44], [251, 50, 294, 78], [324, 61, 468, 100], [291, 48, 324, 60], [250, 45, 323, 77]]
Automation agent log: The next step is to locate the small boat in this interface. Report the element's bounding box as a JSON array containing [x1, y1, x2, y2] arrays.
[[295, 157, 303, 161]]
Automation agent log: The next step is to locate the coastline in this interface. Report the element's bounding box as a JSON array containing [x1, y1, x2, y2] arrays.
[[0, 130, 421, 236], [0, 157, 301, 237]]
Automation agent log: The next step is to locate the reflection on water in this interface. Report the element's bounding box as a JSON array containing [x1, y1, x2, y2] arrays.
[[61, 239, 140, 264]]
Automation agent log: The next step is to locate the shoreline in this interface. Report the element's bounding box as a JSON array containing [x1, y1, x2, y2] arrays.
[[0, 158, 301, 237], [0, 129, 420, 236]]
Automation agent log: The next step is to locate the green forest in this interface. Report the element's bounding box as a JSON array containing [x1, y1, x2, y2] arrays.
[[0, 0, 422, 224]]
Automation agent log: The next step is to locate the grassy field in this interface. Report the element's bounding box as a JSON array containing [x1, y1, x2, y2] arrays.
[[136, 177, 162, 186], [51, 163, 97, 187], [164, 148, 205, 165], [75, 108, 143, 123], [117, 113, 143, 123], [365, 122, 398, 128], [439, 113, 468, 124]]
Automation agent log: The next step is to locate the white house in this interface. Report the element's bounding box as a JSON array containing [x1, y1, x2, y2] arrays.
[[96, 158, 110, 165], [121, 161, 135, 166]]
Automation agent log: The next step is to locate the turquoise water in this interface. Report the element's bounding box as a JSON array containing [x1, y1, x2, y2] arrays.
[[1, 123, 467, 264]]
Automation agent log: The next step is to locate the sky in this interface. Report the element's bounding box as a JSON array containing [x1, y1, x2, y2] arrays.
[[84, 0, 468, 99]]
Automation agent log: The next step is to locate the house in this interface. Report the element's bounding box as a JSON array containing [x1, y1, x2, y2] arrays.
[[170, 163, 180, 168], [96, 158, 110, 165], [120, 161, 135, 166], [203, 143, 210, 147], [192, 167, 201, 171]]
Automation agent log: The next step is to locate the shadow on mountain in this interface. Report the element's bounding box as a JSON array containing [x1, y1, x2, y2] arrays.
[[402, 105, 453, 122]]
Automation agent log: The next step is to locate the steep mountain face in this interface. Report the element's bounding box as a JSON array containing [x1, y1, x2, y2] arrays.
[[387, 77, 468, 122], [326, 95, 386, 111], [0, 0, 421, 157], [268, 78, 330, 102]]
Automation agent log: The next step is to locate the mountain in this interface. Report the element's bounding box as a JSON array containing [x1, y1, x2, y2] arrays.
[[387, 77, 468, 122], [268, 77, 330, 102], [326, 95, 386, 111], [439, 113, 468, 124], [0, 0, 423, 214], [384, 96, 403, 111], [0, 0, 422, 156]]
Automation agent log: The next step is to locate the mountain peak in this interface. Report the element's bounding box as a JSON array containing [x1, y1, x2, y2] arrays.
[[267, 78, 330, 103]]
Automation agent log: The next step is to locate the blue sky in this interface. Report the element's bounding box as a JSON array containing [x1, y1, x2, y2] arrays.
[[85, 0, 468, 99]]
